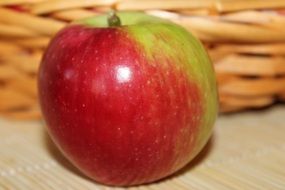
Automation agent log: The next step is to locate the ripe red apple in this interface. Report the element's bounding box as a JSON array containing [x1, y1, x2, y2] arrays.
[[38, 12, 218, 186]]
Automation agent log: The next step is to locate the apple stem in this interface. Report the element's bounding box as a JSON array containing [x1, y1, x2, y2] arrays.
[[108, 11, 121, 27]]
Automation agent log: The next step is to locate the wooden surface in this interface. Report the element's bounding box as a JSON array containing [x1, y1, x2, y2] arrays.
[[0, 106, 285, 189]]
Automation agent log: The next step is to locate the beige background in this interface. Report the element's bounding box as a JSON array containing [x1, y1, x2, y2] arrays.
[[0, 106, 285, 189]]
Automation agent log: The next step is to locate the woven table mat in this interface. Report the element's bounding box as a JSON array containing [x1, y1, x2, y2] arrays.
[[1, 106, 285, 189]]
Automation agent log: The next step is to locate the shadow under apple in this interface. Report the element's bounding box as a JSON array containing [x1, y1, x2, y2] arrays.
[[44, 130, 215, 187], [44, 131, 94, 183]]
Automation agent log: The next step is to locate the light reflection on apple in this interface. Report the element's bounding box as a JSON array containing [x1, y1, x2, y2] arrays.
[[116, 66, 132, 83]]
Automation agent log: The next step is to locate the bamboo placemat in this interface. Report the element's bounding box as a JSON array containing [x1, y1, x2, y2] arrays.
[[1, 106, 285, 189]]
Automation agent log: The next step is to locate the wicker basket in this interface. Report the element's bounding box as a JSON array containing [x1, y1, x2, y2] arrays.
[[0, 0, 285, 120]]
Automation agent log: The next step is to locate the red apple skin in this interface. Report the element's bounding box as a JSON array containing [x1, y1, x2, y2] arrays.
[[39, 14, 217, 186]]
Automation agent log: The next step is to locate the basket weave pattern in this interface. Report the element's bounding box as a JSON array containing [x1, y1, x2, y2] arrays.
[[0, 0, 285, 119]]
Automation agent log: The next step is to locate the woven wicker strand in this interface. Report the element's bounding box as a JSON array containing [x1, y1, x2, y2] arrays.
[[0, 0, 285, 119]]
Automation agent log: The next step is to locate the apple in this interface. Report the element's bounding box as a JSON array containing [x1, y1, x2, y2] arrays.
[[38, 11, 218, 186]]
